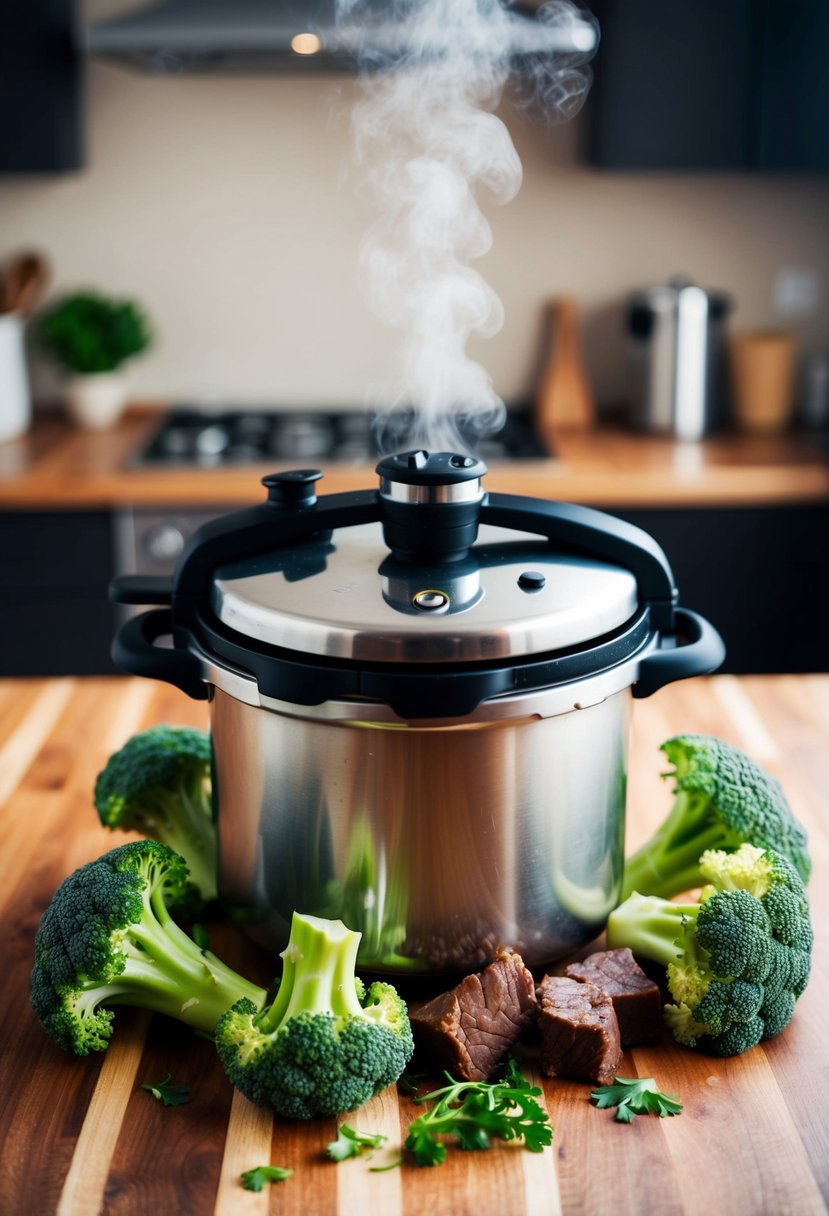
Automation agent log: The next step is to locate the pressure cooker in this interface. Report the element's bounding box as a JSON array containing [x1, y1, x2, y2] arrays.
[[111, 452, 724, 975]]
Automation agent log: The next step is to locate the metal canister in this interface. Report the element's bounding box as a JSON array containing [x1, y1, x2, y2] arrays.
[[628, 276, 732, 440]]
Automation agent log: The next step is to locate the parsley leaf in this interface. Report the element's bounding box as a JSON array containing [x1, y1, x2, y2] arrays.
[[499, 1055, 529, 1089], [240, 1165, 293, 1192], [140, 1074, 190, 1107], [327, 1125, 388, 1162], [403, 1061, 553, 1167], [590, 1077, 683, 1122]]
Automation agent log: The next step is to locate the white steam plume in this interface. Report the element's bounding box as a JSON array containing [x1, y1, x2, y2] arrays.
[[337, 0, 598, 454]]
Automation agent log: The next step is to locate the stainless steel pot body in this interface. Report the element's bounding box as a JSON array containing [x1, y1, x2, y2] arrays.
[[209, 665, 633, 975]]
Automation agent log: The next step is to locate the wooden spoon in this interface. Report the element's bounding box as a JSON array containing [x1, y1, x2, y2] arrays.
[[0, 251, 50, 316]]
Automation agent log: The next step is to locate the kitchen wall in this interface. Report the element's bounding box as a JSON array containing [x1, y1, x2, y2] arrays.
[[1, 45, 829, 410]]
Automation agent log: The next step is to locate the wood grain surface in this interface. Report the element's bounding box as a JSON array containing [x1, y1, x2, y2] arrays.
[[0, 674, 827, 1216], [0, 408, 827, 509]]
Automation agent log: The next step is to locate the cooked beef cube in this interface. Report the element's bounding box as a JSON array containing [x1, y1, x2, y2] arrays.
[[409, 948, 537, 1081], [564, 947, 662, 1046], [537, 975, 622, 1086]]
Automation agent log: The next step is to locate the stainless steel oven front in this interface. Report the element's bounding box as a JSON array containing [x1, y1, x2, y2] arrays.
[[113, 505, 241, 607]]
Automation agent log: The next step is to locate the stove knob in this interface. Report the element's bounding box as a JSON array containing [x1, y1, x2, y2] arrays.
[[195, 424, 230, 457], [144, 522, 185, 563]]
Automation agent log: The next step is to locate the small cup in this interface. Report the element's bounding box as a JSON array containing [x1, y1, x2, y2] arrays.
[[729, 330, 797, 434]]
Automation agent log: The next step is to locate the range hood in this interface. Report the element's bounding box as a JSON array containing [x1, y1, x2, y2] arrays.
[[86, 0, 598, 75]]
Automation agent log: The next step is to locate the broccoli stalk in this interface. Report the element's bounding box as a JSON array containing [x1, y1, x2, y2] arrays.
[[215, 912, 414, 1120], [620, 735, 811, 901], [608, 843, 813, 1057], [257, 915, 368, 1030], [31, 841, 267, 1055], [606, 893, 704, 974], [94, 726, 218, 908]]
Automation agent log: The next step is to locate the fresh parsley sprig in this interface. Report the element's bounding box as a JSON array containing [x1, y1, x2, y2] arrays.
[[327, 1125, 388, 1162], [140, 1074, 190, 1107], [403, 1063, 553, 1166], [240, 1165, 293, 1191], [590, 1076, 683, 1123]]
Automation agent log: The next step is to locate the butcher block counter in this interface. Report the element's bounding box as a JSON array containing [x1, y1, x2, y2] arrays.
[[0, 407, 827, 507], [0, 672, 827, 1216]]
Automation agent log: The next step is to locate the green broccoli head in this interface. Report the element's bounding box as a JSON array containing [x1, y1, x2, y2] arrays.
[[620, 734, 811, 901], [30, 840, 266, 1056], [94, 725, 217, 909], [607, 843, 812, 1057], [215, 912, 414, 1120]]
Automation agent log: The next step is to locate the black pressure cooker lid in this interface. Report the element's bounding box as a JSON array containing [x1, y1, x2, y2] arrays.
[[110, 451, 725, 717]]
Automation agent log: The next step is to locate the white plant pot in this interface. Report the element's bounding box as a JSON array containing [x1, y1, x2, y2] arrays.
[[64, 373, 127, 430]]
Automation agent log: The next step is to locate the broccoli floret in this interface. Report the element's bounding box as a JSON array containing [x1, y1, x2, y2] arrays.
[[30, 841, 267, 1055], [215, 911, 414, 1120], [607, 843, 812, 1057], [94, 726, 218, 910], [620, 735, 811, 900]]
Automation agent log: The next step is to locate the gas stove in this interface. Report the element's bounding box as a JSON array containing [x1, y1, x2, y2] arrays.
[[131, 406, 550, 467]]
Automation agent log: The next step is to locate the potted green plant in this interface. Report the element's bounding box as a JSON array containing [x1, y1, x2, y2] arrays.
[[38, 291, 152, 429]]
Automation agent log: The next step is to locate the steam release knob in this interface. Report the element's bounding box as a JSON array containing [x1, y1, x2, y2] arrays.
[[376, 450, 487, 501], [375, 450, 488, 563]]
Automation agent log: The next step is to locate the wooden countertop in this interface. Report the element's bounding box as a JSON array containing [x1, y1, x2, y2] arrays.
[[1, 673, 827, 1215], [1, 408, 827, 509]]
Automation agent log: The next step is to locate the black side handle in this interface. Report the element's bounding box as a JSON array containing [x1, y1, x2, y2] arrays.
[[633, 608, 725, 698], [481, 494, 678, 630], [110, 574, 173, 605], [112, 609, 207, 700]]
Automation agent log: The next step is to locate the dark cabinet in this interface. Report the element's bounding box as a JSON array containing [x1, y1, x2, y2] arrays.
[[612, 504, 829, 674], [587, 0, 829, 172], [757, 0, 829, 171], [0, 512, 117, 675], [1, 0, 83, 173]]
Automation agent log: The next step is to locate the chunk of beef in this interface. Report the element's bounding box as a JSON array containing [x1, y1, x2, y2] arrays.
[[564, 947, 662, 1047], [409, 948, 537, 1081], [537, 975, 622, 1086]]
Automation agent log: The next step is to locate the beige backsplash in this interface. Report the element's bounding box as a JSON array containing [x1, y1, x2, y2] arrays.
[[2, 57, 828, 410]]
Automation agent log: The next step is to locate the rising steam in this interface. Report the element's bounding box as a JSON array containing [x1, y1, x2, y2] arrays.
[[337, 0, 598, 454]]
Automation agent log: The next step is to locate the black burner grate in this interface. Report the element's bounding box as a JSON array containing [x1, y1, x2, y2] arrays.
[[130, 406, 551, 468]]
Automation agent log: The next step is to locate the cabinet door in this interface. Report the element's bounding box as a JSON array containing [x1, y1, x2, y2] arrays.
[[610, 505, 829, 675], [756, 0, 829, 170], [0, 0, 83, 172], [587, 0, 754, 170], [0, 511, 116, 676]]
